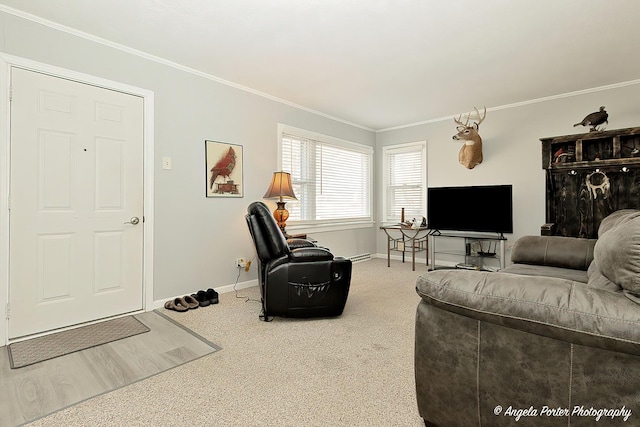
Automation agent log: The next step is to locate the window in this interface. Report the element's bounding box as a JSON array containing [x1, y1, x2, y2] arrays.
[[383, 141, 426, 223], [279, 125, 373, 229]]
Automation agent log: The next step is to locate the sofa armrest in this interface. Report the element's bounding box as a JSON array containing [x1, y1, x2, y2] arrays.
[[416, 270, 640, 355], [511, 235, 596, 270]]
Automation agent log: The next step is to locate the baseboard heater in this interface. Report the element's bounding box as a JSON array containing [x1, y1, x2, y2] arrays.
[[348, 253, 372, 263]]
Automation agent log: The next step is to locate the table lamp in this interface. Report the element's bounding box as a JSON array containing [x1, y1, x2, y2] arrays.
[[263, 171, 297, 233]]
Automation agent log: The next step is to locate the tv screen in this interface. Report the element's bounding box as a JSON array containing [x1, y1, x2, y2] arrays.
[[427, 185, 513, 234]]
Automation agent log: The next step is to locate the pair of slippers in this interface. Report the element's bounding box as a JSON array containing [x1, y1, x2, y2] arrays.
[[164, 295, 199, 312], [191, 288, 219, 307], [164, 288, 219, 312]]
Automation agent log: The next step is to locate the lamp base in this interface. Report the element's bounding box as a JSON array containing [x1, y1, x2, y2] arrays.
[[273, 201, 289, 233]]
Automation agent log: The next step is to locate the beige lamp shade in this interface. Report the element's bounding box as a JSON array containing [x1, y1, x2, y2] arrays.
[[263, 171, 297, 201]]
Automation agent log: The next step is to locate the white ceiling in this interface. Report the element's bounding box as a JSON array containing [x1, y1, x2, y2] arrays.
[[1, 0, 639, 130]]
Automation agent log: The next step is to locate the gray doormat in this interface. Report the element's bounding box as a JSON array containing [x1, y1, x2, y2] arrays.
[[7, 315, 150, 368], [1, 310, 222, 426]]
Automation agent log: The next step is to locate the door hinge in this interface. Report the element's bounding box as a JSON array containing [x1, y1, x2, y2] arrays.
[[7, 194, 11, 210], [5, 303, 9, 319], [9, 85, 12, 102]]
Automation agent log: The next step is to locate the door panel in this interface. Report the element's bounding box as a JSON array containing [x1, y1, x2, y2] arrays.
[[9, 68, 144, 339], [39, 233, 74, 300]]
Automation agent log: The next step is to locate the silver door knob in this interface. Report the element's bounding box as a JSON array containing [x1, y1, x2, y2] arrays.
[[124, 217, 140, 225]]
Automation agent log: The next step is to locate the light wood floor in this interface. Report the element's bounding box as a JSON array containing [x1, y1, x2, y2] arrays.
[[0, 310, 221, 427]]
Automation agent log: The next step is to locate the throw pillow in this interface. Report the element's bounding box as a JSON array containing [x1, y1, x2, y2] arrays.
[[598, 209, 640, 237], [586, 260, 621, 292], [594, 212, 640, 296]]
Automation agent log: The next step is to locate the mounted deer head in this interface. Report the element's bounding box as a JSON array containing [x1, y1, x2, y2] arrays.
[[452, 106, 486, 169]]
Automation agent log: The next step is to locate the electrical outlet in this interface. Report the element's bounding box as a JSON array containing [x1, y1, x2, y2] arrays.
[[235, 257, 247, 268], [162, 156, 172, 170]]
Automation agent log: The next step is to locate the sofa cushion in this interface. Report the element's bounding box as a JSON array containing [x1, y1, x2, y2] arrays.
[[593, 211, 640, 296], [416, 270, 640, 355]]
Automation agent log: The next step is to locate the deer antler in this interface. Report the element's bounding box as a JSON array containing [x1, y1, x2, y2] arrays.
[[454, 106, 487, 129], [472, 106, 487, 128], [453, 113, 470, 129]]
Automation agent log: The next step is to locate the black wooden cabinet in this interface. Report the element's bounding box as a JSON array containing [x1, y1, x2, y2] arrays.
[[541, 127, 640, 238]]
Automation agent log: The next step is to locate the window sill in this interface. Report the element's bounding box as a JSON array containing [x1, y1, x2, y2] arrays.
[[286, 220, 374, 235]]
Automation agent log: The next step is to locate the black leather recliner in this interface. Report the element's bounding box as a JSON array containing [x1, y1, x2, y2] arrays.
[[245, 201, 352, 320]]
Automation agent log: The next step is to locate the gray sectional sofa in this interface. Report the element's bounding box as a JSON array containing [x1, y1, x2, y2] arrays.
[[415, 209, 640, 426]]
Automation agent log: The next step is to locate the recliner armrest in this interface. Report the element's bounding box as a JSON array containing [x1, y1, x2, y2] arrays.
[[287, 238, 316, 249], [290, 247, 334, 262]]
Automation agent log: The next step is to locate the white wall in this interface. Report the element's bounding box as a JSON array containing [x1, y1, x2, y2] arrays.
[[376, 83, 640, 261], [0, 11, 377, 302]]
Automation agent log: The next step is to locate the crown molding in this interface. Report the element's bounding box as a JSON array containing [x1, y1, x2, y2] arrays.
[[376, 79, 640, 133]]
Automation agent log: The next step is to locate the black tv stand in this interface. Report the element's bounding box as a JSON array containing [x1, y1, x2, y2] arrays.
[[428, 231, 506, 271]]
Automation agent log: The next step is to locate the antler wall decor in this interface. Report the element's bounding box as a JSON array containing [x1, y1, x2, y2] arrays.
[[452, 106, 486, 169]]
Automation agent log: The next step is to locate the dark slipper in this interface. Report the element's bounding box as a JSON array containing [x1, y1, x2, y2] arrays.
[[192, 291, 211, 307], [206, 288, 219, 305], [164, 298, 188, 312], [182, 295, 199, 309]]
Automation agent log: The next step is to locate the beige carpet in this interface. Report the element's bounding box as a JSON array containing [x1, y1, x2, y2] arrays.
[[27, 258, 429, 427], [8, 316, 150, 369]]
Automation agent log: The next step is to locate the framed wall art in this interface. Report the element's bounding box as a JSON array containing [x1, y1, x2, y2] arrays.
[[205, 140, 243, 198]]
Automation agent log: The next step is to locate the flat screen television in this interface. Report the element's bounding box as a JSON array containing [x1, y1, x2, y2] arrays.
[[427, 185, 513, 234]]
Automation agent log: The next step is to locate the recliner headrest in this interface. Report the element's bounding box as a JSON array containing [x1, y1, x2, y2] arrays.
[[246, 201, 290, 260]]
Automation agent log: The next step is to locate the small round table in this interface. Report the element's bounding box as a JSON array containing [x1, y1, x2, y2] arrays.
[[380, 225, 430, 271]]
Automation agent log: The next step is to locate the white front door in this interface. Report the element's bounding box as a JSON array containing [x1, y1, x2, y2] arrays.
[[8, 67, 144, 339]]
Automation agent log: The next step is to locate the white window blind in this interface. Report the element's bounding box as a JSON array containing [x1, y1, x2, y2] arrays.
[[281, 130, 372, 225], [383, 142, 426, 223]]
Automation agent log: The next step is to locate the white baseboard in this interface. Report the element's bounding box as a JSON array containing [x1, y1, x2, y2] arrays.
[[216, 278, 259, 295], [374, 253, 464, 269], [373, 252, 429, 264], [151, 279, 259, 310]]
